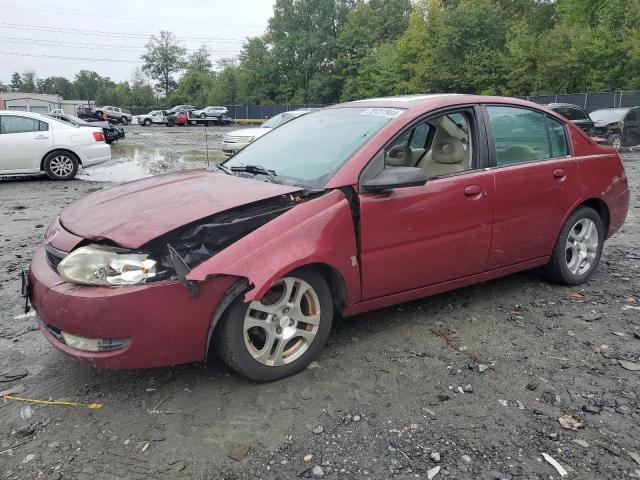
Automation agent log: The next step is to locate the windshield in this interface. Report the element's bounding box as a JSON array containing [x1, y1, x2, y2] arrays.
[[224, 107, 401, 188], [261, 112, 290, 129], [590, 109, 627, 122]]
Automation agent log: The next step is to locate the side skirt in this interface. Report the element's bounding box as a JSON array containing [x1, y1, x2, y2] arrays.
[[343, 256, 549, 317]]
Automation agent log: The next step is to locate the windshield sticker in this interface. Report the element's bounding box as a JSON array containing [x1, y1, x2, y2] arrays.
[[361, 108, 404, 119]]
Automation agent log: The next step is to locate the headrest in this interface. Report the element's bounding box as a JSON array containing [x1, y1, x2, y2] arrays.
[[386, 145, 413, 167], [432, 136, 466, 164]]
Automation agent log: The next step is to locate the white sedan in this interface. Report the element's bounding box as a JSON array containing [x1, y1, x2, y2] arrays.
[[0, 110, 111, 180], [221, 108, 316, 156]]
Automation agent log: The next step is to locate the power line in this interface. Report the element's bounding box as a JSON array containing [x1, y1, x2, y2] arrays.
[[0, 22, 249, 42], [3, 4, 266, 28], [0, 51, 142, 63], [0, 37, 242, 55]]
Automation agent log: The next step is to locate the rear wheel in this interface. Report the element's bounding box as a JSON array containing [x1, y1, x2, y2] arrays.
[[608, 134, 622, 151], [214, 268, 333, 382], [43, 150, 79, 180], [166, 119, 175, 127], [120, 116, 128, 125], [543, 206, 604, 285]]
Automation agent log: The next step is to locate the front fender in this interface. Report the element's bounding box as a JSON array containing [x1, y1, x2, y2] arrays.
[[186, 189, 361, 305]]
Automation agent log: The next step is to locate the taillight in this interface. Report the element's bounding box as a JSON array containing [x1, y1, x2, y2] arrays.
[[92, 131, 105, 142]]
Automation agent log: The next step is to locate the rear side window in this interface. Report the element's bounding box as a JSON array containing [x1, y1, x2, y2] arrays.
[[0, 115, 48, 134], [547, 116, 568, 157], [487, 107, 550, 165]]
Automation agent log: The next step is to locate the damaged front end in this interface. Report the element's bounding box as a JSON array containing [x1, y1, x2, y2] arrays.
[[146, 195, 297, 296]]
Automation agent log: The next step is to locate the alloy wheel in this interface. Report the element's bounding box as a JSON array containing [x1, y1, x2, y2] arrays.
[[243, 277, 321, 366], [565, 218, 598, 275], [49, 155, 75, 178], [612, 136, 622, 150]]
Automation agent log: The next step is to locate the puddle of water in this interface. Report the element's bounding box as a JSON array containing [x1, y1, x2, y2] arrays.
[[78, 145, 224, 182]]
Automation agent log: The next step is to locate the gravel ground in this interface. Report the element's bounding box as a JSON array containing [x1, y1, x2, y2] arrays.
[[0, 128, 639, 479]]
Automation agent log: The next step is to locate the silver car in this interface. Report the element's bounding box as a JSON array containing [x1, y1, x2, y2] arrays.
[[93, 106, 133, 125]]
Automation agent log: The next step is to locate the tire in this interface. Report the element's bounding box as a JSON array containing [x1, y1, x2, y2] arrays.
[[608, 134, 622, 151], [166, 119, 175, 127], [143, 119, 151, 127], [43, 150, 79, 180], [200, 113, 206, 119], [543, 206, 604, 285], [214, 267, 333, 382], [206, 120, 213, 127], [120, 117, 128, 125]]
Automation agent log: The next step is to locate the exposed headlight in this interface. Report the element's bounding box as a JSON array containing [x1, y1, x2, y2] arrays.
[[243, 136, 256, 143], [57, 245, 157, 286]]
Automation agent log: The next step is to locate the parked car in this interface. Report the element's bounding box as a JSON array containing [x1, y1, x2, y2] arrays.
[[221, 109, 315, 156], [590, 107, 640, 150], [546, 103, 595, 136], [92, 106, 133, 125], [46, 112, 125, 144], [26, 95, 629, 381], [165, 109, 190, 127], [0, 110, 110, 180], [135, 110, 166, 126], [192, 106, 232, 124], [166, 105, 195, 115]]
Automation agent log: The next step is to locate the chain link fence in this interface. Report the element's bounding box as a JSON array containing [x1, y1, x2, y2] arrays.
[[519, 90, 640, 113]]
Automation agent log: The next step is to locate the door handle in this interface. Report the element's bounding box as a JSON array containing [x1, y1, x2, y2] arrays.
[[464, 184, 483, 196], [34, 135, 49, 139], [553, 168, 567, 179]]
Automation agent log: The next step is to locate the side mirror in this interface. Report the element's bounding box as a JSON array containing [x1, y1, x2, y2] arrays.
[[362, 167, 427, 193]]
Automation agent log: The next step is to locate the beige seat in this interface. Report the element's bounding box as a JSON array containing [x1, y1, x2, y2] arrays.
[[420, 136, 467, 177], [417, 115, 471, 177]]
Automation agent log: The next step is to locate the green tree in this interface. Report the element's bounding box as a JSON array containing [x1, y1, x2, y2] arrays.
[[141, 30, 187, 97], [19, 70, 36, 93], [236, 37, 277, 103], [42, 76, 76, 98], [73, 70, 107, 102], [187, 45, 212, 72], [10, 72, 22, 91]]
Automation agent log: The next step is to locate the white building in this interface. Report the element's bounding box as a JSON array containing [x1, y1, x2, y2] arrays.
[[0, 92, 92, 115]]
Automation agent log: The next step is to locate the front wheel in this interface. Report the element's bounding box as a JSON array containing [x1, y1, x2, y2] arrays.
[[143, 119, 151, 126], [120, 117, 128, 125], [166, 119, 175, 127], [608, 134, 622, 151], [43, 150, 79, 180], [543, 206, 604, 285], [214, 268, 333, 382], [200, 113, 206, 119]]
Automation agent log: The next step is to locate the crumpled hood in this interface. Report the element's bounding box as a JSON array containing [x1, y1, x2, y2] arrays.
[[60, 170, 301, 248], [594, 121, 619, 128]]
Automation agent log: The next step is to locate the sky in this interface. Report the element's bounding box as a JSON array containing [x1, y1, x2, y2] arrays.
[[0, 0, 274, 85]]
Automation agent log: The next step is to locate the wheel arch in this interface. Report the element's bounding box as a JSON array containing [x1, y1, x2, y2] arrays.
[[40, 148, 81, 171], [578, 198, 610, 237], [204, 263, 347, 360]]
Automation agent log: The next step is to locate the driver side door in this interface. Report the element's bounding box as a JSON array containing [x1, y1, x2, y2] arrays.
[[358, 106, 495, 300]]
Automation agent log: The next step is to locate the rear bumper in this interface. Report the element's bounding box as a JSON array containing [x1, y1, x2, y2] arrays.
[[29, 246, 237, 369], [608, 189, 630, 238], [79, 143, 111, 167]]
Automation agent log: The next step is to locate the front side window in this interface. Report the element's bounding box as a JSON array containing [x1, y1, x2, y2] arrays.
[[0, 115, 48, 134], [225, 107, 399, 188], [487, 107, 552, 166], [383, 110, 474, 178]]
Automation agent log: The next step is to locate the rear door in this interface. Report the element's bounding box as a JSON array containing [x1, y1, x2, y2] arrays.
[[0, 115, 53, 172], [483, 105, 580, 269], [624, 108, 640, 145], [358, 106, 495, 300]]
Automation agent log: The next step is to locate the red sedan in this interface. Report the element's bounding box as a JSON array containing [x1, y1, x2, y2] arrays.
[[26, 95, 630, 381]]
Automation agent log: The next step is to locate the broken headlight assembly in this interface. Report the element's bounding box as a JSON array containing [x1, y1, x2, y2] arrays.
[[57, 245, 158, 286]]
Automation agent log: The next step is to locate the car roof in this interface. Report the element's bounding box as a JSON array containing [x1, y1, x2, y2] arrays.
[[0, 109, 56, 121], [546, 103, 584, 109], [333, 94, 554, 113]]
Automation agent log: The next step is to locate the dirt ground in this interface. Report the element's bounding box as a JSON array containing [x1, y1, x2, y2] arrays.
[[0, 126, 639, 480]]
